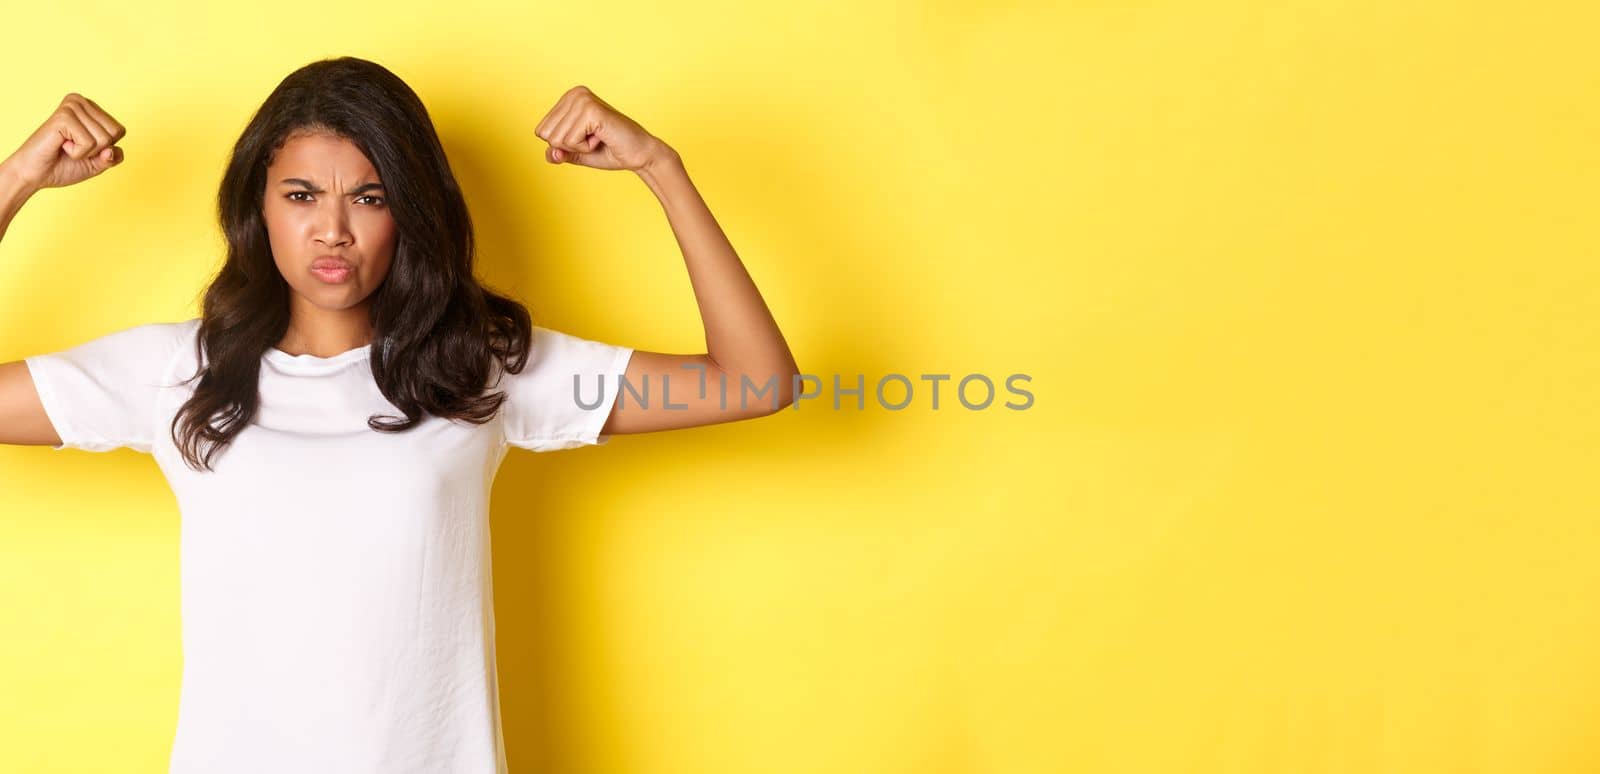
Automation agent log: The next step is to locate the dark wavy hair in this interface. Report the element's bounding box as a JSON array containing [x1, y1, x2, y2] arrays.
[[169, 56, 534, 472]]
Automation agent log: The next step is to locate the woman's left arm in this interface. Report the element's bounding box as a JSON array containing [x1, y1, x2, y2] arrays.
[[534, 86, 802, 436]]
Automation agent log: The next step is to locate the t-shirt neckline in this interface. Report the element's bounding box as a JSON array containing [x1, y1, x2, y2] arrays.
[[263, 343, 373, 373]]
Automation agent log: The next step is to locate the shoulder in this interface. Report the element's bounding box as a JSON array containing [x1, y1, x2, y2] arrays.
[[77, 317, 203, 386], [492, 326, 631, 381], [96, 316, 199, 346], [39, 317, 197, 361], [122, 317, 201, 363], [526, 325, 633, 368]]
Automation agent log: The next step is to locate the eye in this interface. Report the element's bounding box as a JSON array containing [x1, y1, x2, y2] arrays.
[[357, 195, 385, 206], [286, 191, 313, 202]]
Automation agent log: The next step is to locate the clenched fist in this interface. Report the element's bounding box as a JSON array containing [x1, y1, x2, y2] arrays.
[[3, 93, 126, 192], [534, 85, 674, 172]]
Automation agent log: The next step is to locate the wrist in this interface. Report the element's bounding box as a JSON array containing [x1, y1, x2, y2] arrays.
[[636, 138, 682, 176], [0, 160, 40, 202]]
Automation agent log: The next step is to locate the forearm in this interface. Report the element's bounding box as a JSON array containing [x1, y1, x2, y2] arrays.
[[634, 147, 800, 394], [0, 161, 38, 243]]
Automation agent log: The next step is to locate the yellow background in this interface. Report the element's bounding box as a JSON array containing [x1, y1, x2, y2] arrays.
[[1, 1, 1596, 772]]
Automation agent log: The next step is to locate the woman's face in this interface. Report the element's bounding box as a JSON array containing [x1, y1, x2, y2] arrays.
[[261, 130, 397, 311]]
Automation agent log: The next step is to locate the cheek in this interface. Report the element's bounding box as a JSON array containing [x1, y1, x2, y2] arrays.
[[372, 218, 398, 248], [262, 200, 300, 244], [261, 203, 289, 264], [362, 216, 398, 280]]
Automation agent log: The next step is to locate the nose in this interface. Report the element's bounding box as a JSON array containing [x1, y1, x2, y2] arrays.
[[313, 200, 354, 249]]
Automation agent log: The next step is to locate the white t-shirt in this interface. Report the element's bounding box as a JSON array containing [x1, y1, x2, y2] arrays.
[[24, 317, 634, 774]]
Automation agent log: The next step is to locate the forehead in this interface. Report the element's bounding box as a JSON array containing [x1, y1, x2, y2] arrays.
[[267, 131, 378, 178]]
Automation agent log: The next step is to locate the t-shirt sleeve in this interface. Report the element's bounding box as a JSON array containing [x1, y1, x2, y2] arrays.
[[23, 320, 188, 454], [498, 325, 635, 452]]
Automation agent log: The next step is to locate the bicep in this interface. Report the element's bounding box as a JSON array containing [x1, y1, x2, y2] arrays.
[[599, 350, 793, 436], [0, 359, 63, 447]]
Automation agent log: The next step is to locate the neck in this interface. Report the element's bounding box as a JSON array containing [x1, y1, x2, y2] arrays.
[[277, 298, 374, 358]]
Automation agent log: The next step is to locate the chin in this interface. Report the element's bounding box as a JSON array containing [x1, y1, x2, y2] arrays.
[[297, 288, 369, 310]]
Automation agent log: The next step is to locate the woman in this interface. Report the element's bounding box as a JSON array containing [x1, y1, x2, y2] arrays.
[[0, 57, 799, 773]]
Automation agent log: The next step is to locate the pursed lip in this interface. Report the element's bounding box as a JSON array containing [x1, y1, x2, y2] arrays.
[[311, 256, 353, 271]]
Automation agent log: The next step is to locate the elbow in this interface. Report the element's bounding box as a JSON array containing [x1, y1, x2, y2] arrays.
[[720, 357, 801, 416], [770, 365, 802, 413]]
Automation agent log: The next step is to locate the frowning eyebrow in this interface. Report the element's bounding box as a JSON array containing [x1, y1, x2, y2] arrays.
[[279, 178, 385, 195]]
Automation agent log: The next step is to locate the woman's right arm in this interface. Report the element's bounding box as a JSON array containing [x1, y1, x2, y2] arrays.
[[0, 157, 58, 444], [0, 93, 128, 446], [0, 160, 37, 242]]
